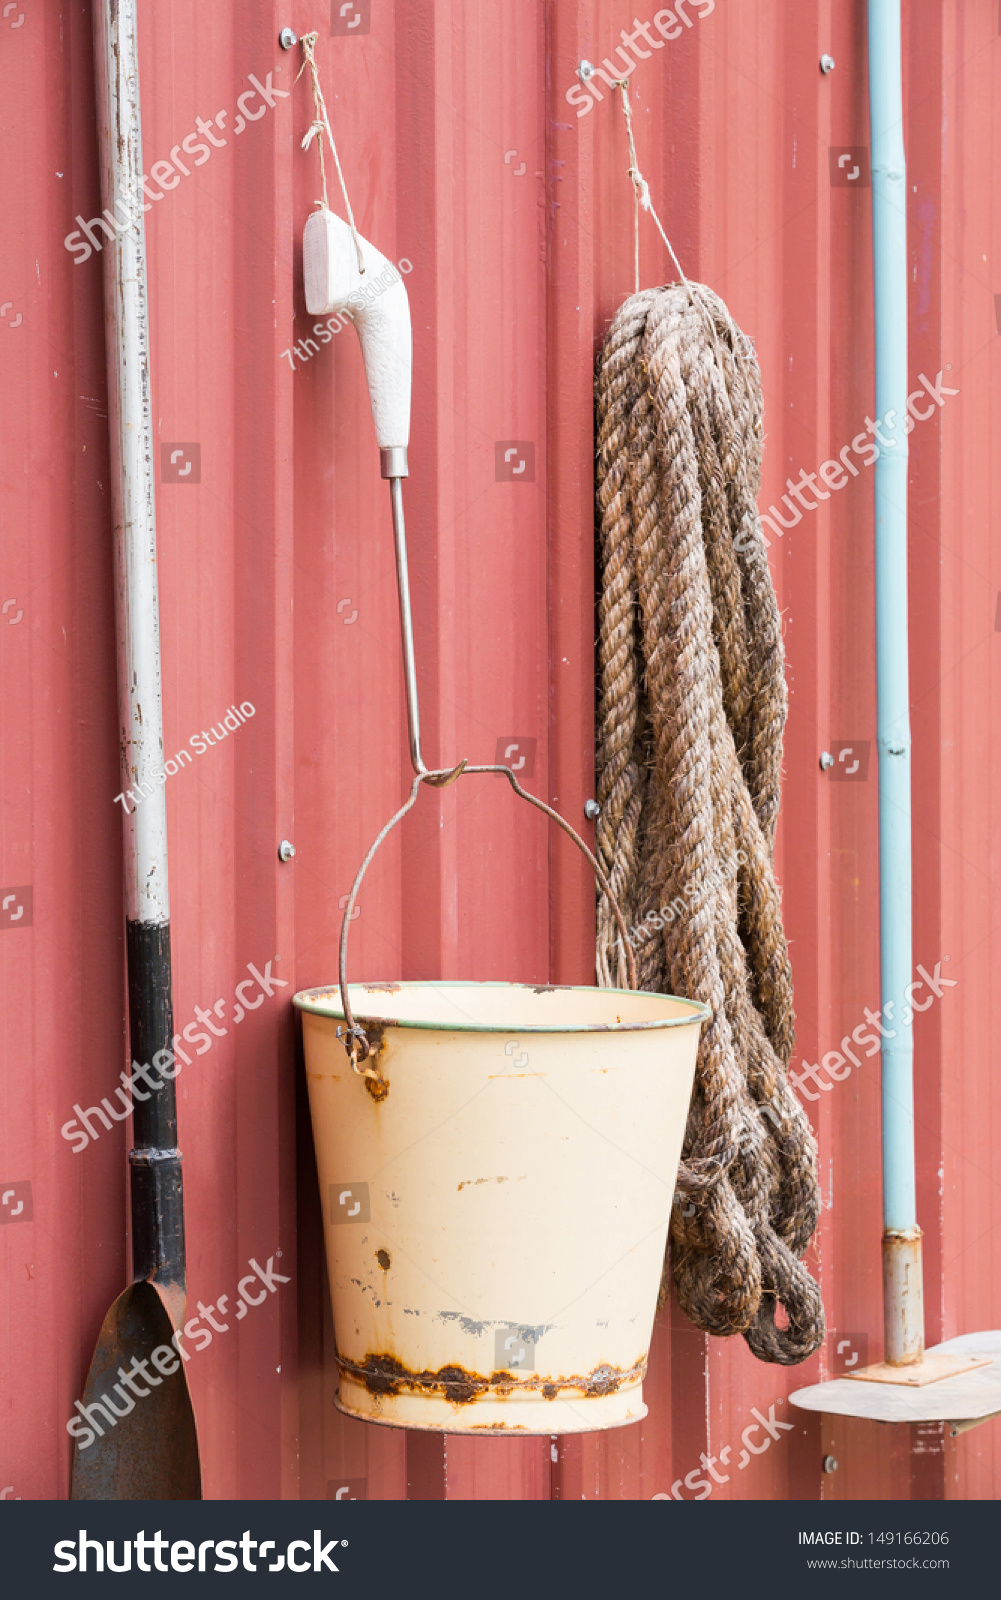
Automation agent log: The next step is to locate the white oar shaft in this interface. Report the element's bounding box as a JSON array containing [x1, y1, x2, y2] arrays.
[[94, 0, 169, 927]]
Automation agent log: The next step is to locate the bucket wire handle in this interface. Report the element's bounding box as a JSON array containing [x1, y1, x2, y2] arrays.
[[337, 445, 636, 1086], [337, 766, 638, 1081]]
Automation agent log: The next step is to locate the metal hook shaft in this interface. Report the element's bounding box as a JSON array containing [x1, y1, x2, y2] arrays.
[[381, 453, 425, 777]]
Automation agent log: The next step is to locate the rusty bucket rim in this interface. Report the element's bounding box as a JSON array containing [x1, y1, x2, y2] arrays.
[[292, 978, 710, 1034]]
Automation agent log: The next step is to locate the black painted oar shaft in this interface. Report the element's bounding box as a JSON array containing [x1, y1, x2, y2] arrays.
[[126, 923, 183, 1289]]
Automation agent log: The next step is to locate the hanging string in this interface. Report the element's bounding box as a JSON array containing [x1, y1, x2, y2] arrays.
[[613, 81, 759, 399], [298, 30, 366, 274], [615, 80, 689, 294]]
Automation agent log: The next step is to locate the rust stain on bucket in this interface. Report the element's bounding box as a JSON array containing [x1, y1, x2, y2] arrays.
[[358, 1019, 390, 1102], [457, 1175, 524, 1191], [337, 1350, 646, 1406]]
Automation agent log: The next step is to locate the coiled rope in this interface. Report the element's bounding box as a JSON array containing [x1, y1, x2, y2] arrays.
[[593, 88, 825, 1365]]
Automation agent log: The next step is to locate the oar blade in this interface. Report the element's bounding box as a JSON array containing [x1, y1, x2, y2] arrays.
[[69, 1283, 201, 1501]]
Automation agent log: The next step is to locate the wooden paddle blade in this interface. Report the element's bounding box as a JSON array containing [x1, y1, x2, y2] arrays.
[[69, 1282, 201, 1500]]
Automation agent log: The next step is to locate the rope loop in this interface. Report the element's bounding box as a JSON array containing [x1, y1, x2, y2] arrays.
[[592, 76, 824, 1365], [594, 280, 825, 1365]]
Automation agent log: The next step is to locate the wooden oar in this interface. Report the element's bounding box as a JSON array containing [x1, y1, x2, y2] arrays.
[[71, 0, 200, 1501]]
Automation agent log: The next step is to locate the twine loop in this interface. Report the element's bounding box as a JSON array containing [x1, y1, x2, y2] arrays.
[[298, 30, 366, 274]]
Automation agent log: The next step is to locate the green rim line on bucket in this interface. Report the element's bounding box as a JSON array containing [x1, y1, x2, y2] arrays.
[[293, 980, 711, 1033]]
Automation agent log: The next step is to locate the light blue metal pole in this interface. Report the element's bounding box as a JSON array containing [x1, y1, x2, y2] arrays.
[[868, 0, 923, 1363]]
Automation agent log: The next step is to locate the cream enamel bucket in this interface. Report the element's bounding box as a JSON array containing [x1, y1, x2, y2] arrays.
[[294, 979, 708, 1435]]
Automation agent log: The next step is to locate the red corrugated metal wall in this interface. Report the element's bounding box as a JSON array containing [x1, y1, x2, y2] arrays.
[[1, 0, 998, 1501]]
